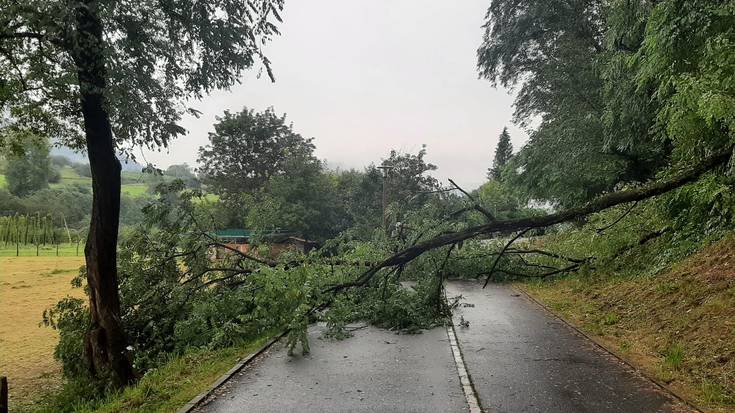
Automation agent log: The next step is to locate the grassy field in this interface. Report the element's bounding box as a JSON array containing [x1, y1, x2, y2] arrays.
[[0, 256, 85, 410], [50, 166, 91, 188], [521, 235, 735, 412], [120, 183, 149, 197], [0, 166, 153, 198]]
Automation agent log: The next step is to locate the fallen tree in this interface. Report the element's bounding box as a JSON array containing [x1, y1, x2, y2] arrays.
[[328, 147, 733, 291]]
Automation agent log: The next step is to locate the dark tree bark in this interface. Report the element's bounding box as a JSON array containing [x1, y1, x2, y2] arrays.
[[73, 1, 134, 386]]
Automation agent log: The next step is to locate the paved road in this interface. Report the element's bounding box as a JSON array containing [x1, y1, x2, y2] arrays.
[[196, 281, 689, 413], [447, 280, 687, 413], [197, 324, 468, 413]]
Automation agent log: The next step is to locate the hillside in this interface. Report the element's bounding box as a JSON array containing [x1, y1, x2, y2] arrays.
[[523, 235, 735, 412], [0, 166, 167, 198]]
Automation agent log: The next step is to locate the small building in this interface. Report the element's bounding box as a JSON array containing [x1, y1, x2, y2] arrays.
[[211, 229, 318, 259]]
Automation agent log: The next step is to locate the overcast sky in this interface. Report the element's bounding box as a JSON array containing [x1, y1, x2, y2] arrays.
[[143, 0, 528, 190]]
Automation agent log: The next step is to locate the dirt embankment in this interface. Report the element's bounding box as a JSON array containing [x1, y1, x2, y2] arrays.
[[522, 236, 735, 412]]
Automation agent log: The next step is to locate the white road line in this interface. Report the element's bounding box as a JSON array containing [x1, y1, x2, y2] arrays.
[[446, 321, 483, 413]]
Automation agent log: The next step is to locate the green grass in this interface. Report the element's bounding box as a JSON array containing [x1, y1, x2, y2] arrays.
[[0, 243, 84, 257], [2, 167, 214, 201], [36, 336, 273, 413], [663, 343, 685, 370], [600, 312, 619, 326], [47, 167, 150, 198], [195, 193, 220, 203], [121, 183, 149, 197], [121, 170, 151, 183], [50, 166, 92, 189]]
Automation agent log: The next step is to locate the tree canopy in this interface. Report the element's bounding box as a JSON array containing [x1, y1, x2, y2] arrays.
[[4, 139, 52, 197], [0, 0, 284, 151], [198, 107, 317, 197], [0, 0, 285, 387], [478, 0, 673, 207]]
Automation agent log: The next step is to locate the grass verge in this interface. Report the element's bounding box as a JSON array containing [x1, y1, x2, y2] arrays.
[[32, 336, 272, 413]]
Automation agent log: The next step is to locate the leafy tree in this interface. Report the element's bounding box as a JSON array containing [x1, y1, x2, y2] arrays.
[[474, 180, 522, 220], [478, 0, 669, 207], [165, 163, 200, 189], [333, 168, 383, 238], [635, 0, 735, 164], [244, 158, 344, 242], [5, 140, 52, 197], [0, 0, 284, 386], [198, 107, 316, 197], [382, 146, 440, 213], [488, 127, 513, 180]]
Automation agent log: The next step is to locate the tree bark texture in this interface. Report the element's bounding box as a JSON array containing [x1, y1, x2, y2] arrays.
[[73, 0, 134, 386]]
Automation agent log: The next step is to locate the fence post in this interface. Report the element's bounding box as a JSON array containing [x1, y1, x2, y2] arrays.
[[1, 376, 8, 413]]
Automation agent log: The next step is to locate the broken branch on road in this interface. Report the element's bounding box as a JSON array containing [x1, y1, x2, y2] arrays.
[[326, 147, 733, 292]]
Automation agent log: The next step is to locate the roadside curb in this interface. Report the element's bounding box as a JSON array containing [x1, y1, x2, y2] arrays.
[[444, 289, 484, 413], [176, 331, 288, 413], [514, 286, 705, 413]]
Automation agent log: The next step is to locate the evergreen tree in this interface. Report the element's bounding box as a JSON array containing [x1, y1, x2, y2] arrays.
[[489, 127, 513, 180]]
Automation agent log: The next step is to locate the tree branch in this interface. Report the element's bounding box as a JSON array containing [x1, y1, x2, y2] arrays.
[[0, 31, 45, 41], [483, 227, 531, 287], [448, 178, 495, 221], [596, 201, 638, 233], [325, 147, 732, 293]]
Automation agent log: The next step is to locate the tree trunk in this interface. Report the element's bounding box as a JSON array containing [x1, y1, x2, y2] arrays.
[[73, 0, 134, 387]]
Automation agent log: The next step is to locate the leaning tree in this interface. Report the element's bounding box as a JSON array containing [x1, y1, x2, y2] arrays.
[[0, 0, 284, 386]]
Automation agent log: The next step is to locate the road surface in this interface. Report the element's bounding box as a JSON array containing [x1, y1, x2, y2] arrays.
[[196, 281, 689, 412], [447, 280, 687, 413], [196, 324, 467, 412]]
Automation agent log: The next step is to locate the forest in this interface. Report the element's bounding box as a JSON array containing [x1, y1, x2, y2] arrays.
[[1, 0, 734, 412]]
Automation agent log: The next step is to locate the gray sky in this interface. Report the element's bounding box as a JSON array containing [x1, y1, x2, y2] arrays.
[[143, 0, 528, 190]]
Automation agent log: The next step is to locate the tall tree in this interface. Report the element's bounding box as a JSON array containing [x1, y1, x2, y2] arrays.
[[0, 0, 283, 386], [380, 146, 440, 224], [488, 127, 512, 180], [198, 107, 317, 197], [477, 0, 669, 207], [5, 140, 52, 197]]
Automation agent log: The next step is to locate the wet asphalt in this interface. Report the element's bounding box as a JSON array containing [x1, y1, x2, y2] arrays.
[[196, 281, 690, 413], [196, 324, 468, 413], [447, 280, 688, 413]]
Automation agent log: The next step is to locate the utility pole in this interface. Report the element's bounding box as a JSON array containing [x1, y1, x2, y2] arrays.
[[377, 164, 394, 232]]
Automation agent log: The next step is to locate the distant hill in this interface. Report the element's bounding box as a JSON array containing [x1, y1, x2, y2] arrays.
[[51, 146, 145, 172]]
